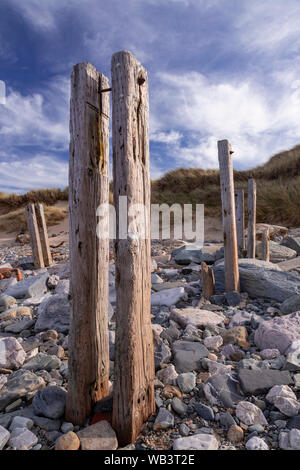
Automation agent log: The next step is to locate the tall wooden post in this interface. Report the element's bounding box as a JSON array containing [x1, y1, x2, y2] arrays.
[[66, 62, 110, 426], [261, 227, 270, 262], [247, 179, 257, 259], [35, 203, 52, 267], [235, 189, 245, 253], [111, 51, 155, 445], [218, 140, 240, 292], [25, 204, 44, 269]]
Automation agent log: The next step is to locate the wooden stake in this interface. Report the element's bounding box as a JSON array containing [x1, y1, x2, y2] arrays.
[[25, 204, 44, 269], [35, 203, 52, 266], [234, 189, 245, 253], [201, 262, 215, 300], [261, 227, 270, 262], [218, 140, 240, 292], [111, 51, 155, 445], [66, 62, 110, 426], [247, 179, 257, 259]]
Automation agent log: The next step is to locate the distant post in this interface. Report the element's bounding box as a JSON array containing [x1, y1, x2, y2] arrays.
[[111, 51, 155, 446], [235, 189, 245, 253], [261, 227, 270, 262], [201, 262, 215, 300], [66, 62, 110, 426], [35, 203, 52, 267], [25, 204, 45, 269], [247, 179, 257, 258], [218, 140, 240, 292]]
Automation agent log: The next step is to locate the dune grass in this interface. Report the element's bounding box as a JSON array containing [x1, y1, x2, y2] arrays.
[[151, 145, 300, 227], [1, 144, 300, 231], [0, 205, 67, 233]]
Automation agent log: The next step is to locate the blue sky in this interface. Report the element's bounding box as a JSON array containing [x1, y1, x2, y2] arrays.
[[0, 0, 300, 192]]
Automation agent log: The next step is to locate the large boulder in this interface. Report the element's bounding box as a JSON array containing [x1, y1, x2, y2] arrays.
[[0, 369, 45, 411], [281, 236, 300, 255], [171, 307, 225, 328], [0, 337, 26, 369], [33, 385, 67, 419], [281, 294, 300, 314], [172, 243, 222, 265], [254, 312, 300, 354], [172, 341, 209, 373], [257, 241, 297, 263], [5, 273, 49, 299], [214, 259, 300, 301], [35, 294, 70, 333]]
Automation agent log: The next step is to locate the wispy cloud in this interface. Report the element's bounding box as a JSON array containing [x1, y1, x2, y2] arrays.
[[0, 154, 68, 193], [1, 0, 300, 190]]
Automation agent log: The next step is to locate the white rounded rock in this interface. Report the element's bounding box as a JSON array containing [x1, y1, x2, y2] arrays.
[[236, 401, 268, 426], [246, 436, 269, 450], [0, 337, 26, 369], [204, 335, 223, 350], [266, 385, 300, 417], [173, 433, 219, 450]]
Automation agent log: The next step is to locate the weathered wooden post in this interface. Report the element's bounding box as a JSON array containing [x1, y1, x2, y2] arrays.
[[35, 203, 52, 266], [261, 227, 270, 262], [66, 62, 110, 425], [25, 204, 45, 269], [201, 261, 215, 300], [247, 179, 257, 258], [218, 140, 240, 292], [111, 51, 155, 445], [235, 189, 245, 253]]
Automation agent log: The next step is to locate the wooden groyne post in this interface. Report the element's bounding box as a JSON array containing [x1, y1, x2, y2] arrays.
[[66, 62, 110, 425], [35, 203, 52, 266], [25, 204, 45, 269], [247, 179, 257, 258], [234, 189, 245, 253], [111, 51, 155, 446], [218, 140, 240, 292]]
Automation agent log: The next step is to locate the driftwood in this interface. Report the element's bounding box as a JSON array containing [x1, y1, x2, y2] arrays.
[[66, 62, 110, 426], [201, 261, 215, 299], [218, 140, 240, 292], [111, 51, 155, 446], [25, 204, 45, 269], [247, 179, 256, 258]]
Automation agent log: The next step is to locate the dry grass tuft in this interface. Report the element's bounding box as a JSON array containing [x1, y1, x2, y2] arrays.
[[0, 205, 67, 233]]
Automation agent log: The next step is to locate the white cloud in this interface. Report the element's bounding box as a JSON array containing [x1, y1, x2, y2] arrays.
[[0, 154, 68, 192], [0, 77, 69, 151], [150, 70, 300, 169]]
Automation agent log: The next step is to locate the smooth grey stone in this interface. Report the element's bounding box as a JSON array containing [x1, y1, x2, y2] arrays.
[[281, 236, 300, 255], [288, 416, 300, 430], [153, 407, 174, 430], [219, 412, 235, 429], [204, 374, 243, 408], [22, 353, 61, 372], [32, 386, 67, 419], [225, 291, 242, 307], [255, 312, 300, 354], [35, 294, 70, 334], [214, 259, 300, 302], [33, 415, 61, 431], [194, 403, 214, 421], [171, 397, 188, 416], [5, 273, 49, 299], [281, 294, 300, 315], [172, 341, 209, 373], [0, 370, 45, 412], [238, 369, 293, 395]]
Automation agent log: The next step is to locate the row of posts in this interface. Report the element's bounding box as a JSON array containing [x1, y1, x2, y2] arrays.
[[218, 139, 270, 294], [25, 53, 270, 446]]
